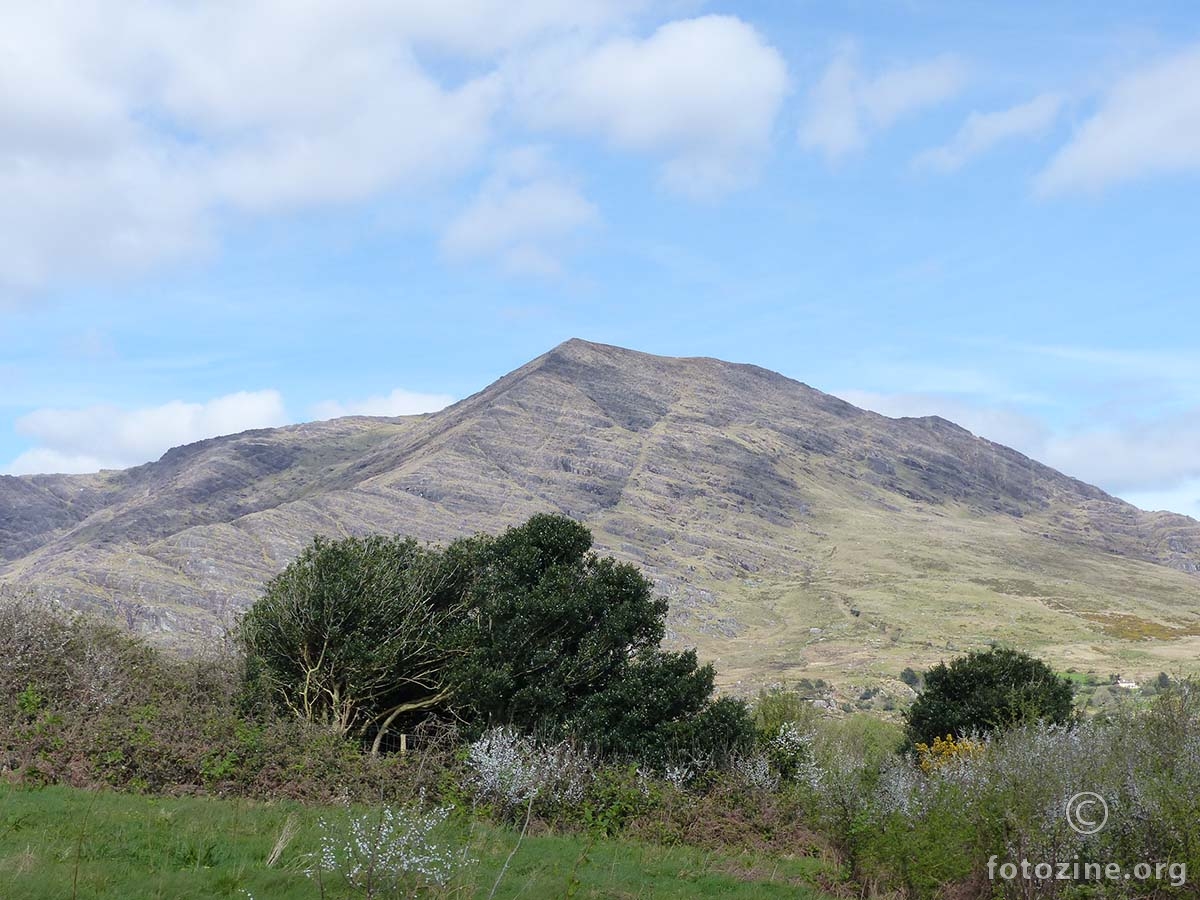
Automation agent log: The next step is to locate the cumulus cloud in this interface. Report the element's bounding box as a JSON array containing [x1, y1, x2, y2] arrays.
[[311, 389, 455, 420], [0, 2, 506, 296], [1037, 43, 1200, 194], [799, 44, 967, 160], [916, 93, 1065, 171], [1039, 414, 1200, 493], [510, 15, 789, 197], [6, 390, 287, 474], [0, 3, 788, 296], [442, 148, 599, 275]]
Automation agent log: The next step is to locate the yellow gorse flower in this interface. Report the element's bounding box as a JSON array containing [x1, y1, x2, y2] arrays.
[[915, 734, 985, 772]]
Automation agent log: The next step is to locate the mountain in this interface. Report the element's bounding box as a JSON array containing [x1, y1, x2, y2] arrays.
[[3, 339, 1199, 694]]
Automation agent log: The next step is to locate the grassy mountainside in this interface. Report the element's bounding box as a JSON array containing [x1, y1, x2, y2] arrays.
[[2, 339, 1198, 694]]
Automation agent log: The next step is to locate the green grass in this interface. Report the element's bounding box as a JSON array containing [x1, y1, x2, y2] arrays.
[[0, 784, 831, 899]]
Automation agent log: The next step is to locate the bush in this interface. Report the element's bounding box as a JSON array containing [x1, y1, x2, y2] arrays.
[[449, 514, 668, 736], [0, 591, 452, 804], [463, 726, 593, 821], [905, 646, 1073, 746], [753, 686, 819, 736], [242, 534, 466, 751], [448, 514, 751, 766], [568, 649, 755, 767]]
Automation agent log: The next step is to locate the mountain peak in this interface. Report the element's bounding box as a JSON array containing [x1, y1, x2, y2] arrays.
[[2, 341, 1199, 687]]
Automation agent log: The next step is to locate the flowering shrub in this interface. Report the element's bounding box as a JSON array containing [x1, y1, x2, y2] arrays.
[[661, 763, 694, 790], [730, 752, 779, 792], [764, 721, 811, 780], [311, 801, 469, 897], [914, 733, 984, 772], [857, 703, 1200, 898], [464, 727, 593, 817]]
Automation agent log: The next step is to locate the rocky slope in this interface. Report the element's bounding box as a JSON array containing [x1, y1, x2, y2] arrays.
[[3, 339, 1199, 689]]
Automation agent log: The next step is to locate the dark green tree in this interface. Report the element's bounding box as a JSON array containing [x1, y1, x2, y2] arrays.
[[905, 647, 1074, 746], [449, 513, 751, 761], [241, 534, 467, 752], [569, 649, 754, 765], [449, 514, 665, 732]]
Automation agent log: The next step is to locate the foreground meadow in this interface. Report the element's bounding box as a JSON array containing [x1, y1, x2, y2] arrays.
[[0, 784, 830, 899]]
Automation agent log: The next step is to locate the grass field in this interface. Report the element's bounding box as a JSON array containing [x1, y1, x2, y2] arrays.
[[0, 784, 832, 899]]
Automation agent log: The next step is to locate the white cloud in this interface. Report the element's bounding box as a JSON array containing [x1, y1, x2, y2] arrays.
[[510, 16, 789, 197], [799, 44, 967, 160], [442, 148, 599, 274], [0, 2, 505, 296], [1037, 44, 1200, 194], [311, 389, 455, 420], [6, 390, 287, 474], [4, 449, 112, 477], [838, 387, 1200, 517], [0, 3, 788, 296], [838, 389, 1050, 455], [371, 0, 648, 58], [916, 93, 1064, 171], [1122, 479, 1200, 520], [1040, 414, 1200, 493]]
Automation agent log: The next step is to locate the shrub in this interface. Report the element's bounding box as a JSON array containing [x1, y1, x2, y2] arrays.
[[763, 721, 811, 781], [312, 801, 471, 897], [913, 734, 984, 772], [905, 647, 1073, 746], [449, 515, 668, 736], [463, 726, 593, 820], [242, 534, 466, 751], [450, 514, 752, 766], [753, 686, 819, 735]]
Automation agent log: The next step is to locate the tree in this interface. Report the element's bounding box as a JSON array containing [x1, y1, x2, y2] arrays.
[[241, 534, 466, 752], [449, 514, 666, 733], [570, 648, 754, 765], [243, 513, 750, 765], [448, 513, 751, 760], [904, 647, 1073, 746]]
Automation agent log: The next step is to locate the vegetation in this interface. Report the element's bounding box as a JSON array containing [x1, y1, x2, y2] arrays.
[[245, 514, 754, 763], [3, 537, 1199, 899], [904, 646, 1075, 746], [243, 535, 467, 751], [0, 784, 831, 899]]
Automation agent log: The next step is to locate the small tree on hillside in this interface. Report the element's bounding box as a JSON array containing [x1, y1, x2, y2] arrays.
[[905, 646, 1074, 746], [241, 535, 466, 752]]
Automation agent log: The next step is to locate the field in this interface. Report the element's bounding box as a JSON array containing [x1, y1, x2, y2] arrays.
[[0, 784, 831, 900]]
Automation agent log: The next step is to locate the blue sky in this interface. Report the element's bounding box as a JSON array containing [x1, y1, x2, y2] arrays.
[[3, 1, 1199, 517]]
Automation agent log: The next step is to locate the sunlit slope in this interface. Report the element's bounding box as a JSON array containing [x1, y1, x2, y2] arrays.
[[2, 339, 1197, 688]]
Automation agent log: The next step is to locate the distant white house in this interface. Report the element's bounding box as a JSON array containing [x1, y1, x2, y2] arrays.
[[1116, 678, 1139, 690]]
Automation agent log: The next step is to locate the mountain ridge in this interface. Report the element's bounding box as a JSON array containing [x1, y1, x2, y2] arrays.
[[3, 339, 1198, 690]]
